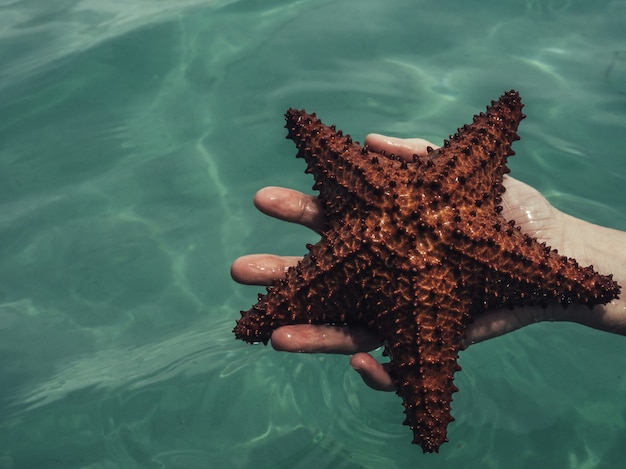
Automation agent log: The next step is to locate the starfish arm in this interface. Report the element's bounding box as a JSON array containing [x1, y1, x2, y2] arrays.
[[429, 90, 524, 210], [391, 327, 464, 454], [285, 109, 410, 225], [376, 269, 468, 453], [234, 222, 376, 344], [450, 216, 621, 309]]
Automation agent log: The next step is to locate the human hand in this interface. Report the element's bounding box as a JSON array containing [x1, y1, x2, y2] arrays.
[[231, 134, 626, 392]]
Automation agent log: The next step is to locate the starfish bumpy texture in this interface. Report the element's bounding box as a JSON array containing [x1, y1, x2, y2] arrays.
[[234, 91, 620, 453]]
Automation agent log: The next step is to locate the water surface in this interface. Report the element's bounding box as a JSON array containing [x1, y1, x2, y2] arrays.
[[1, 1, 625, 468]]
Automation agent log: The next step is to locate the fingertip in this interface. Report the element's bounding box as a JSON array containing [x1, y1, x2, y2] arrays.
[[349, 352, 372, 372], [253, 186, 323, 230], [363, 133, 395, 152], [364, 134, 439, 161], [270, 326, 296, 352], [350, 353, 395, 392], [364, 133, 386, 145], [230, 256, 252, 283], [229, 254, 301, 286], [253, 186, 284, 213]]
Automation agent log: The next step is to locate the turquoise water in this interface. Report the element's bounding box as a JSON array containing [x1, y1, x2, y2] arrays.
[[1, 0, 625, 467]]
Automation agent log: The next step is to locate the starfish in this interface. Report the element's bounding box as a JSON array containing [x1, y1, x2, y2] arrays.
[[234, 90, 620, 453]]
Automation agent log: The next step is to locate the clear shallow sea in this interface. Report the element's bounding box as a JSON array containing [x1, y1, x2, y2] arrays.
[[0, 0, 625, 468]]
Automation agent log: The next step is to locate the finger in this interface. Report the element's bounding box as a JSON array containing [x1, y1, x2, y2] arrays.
[[270, 324, 381, 354], [349, 353, 395, 392], [230, 254, 301, 285], [254, 186, 324, 233], [364, 134, 440, 162]]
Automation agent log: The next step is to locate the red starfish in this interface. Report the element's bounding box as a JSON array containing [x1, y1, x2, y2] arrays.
[[234, 91, 620, 452]]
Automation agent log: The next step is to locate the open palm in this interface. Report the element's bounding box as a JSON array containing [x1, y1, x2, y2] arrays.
[[231, 134, 625, 391]]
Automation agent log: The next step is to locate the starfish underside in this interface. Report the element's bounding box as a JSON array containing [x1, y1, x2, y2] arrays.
[[234, 90, 620, 453]]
